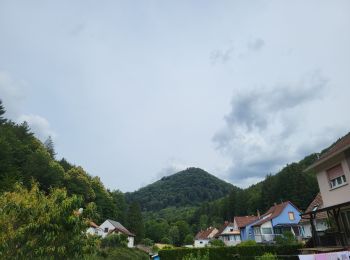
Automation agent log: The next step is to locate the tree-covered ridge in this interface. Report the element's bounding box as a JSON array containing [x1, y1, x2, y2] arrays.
[[0, 100, 144, 241], [126, 167, 238, 211]]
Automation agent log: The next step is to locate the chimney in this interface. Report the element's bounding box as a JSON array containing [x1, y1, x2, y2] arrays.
[[257, 210, 260, 219]]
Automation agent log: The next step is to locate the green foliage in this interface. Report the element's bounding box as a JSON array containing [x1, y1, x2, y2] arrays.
[[275, 231, 299, 245], [140, 238, 154, 246], [183, 250, 209, 260], [161, 237, 172, 244], [158, 245, 302, 260], [236, 240, 257, 247], [258, 252, 278, 260], [101, 233, 128, 248], [169, 225, 180, 246], [0, 99, 6, 124], [0, 183, 97, 259], [184, 234, 194, 245], [95, 247, 149, 260], [126, 167, 236, 211], [44, 135, 56, 159], [127, 201, 145, 243], [111, 189, 128, 224], [209, 239, 226, 247]]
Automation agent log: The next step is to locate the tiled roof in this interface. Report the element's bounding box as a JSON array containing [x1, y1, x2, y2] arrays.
[[195, 227, 217, 240], [299, 193, 328, 223], [107, 219, 135, 237], [234, 216, 259, 228], [307, 132, 350, 170], [89, 221, 99, 228], [215, 222, 231, 237], [252, 201, 300, 227]]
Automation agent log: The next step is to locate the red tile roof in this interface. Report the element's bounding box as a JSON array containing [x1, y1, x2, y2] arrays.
[[307, 132, 350, 170], [299, 193, 328, 223], [195, 227, 218, 240], [234, 216, 259, 228], [252, 201, 300, 226]]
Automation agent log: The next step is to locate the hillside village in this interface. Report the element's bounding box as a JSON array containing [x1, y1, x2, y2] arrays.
[[77, 132, 350, 260]]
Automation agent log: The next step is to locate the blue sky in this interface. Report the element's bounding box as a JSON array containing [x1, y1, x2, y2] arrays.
[[0, 0, 349, 191]]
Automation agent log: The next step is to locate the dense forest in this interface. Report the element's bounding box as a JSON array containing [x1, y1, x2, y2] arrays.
[[0, 100, 145, 245], [0, 98, 332, 250], [125, 168, 238, 211]]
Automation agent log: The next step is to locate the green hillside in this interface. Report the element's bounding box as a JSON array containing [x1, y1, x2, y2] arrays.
[[126, 167, 238, 211]]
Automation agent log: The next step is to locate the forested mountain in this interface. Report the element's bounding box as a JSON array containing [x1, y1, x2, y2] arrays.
[[0, 100, 144, 242], [125, 167, 238, 211]]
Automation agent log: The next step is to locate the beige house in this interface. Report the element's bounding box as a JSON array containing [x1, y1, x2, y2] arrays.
[[302, 133, 350, 246]]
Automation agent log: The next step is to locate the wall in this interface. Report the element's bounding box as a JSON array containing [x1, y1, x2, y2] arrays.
[[127, 236, 134, 248], [194, 239, 209, 248], [315, 153, 350, 208], [99, 220, 116, 238], [271, 203, 301, 226]]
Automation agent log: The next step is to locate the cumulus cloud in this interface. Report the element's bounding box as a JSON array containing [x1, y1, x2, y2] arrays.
[[213, 71, 330, 186], [17, 114, 56, 142]]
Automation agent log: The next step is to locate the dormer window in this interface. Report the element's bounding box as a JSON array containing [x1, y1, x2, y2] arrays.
[[327, 164, 347, 189]]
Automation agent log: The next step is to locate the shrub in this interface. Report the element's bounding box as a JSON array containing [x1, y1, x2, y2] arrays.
[[209, 239, 226, 247], [161, 237, 172, 244], [236, 240, 257, 247], [275, 231, 298, 245], [101, 233, 128, 248], [183, 250, 209, 260], [258, 252, 278, 259], [158, 244, 302, 260], [141, 238, 154, 246], [184, 234, 194, 245]]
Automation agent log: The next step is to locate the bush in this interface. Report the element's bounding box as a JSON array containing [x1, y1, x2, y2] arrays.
[[158, 244, 302, 260], [209, 239, 226, 247], [258, 252, 278, 259], [184, 234, 194, 245], [183, 250, 209, 260], [161, 237, 172, 244], [101, 234, 128, 248], [275, 231, 298, 245], [236, 240, 257, 247], [141, 238, 154, 246]]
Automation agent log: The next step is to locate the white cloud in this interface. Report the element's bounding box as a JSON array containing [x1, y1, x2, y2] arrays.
[[17, 114, 56, 142]]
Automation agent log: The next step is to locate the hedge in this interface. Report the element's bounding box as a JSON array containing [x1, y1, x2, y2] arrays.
[[158, 245, 302, 260]]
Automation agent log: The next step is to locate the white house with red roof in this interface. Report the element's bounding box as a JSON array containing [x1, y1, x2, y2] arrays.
[[216, 221, 241, 246], [194, 227, 218, 248]]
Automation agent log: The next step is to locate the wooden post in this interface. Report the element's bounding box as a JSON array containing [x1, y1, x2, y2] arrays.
[[310, 213, 319, 246], [333, 208, 345, 246]]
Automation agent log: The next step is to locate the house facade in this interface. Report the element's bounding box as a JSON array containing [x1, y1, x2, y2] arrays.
[[302, 133, 350, 246], [251, 201, 301, 243], [216, 222, 241, 246], [194, 227, 218, 248], [299, 193, 328, 238], [91, 219, 136, 248], [86, 221, 103, 236], [234, 216, 259, 241]]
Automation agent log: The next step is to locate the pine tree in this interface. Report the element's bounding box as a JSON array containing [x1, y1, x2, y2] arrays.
[[0, 99, 6, 124], [44, 136, 56, 159], [127, 202, 144, 243]]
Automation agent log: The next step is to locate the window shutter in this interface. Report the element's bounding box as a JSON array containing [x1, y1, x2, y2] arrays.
[[327, 164, 344, 180]]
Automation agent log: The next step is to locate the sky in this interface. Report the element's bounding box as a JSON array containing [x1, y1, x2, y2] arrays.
[[0, 0, 349, 192]]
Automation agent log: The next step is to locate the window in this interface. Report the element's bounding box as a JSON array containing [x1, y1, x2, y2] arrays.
[[288, 212, 295, 220], [262, 228, 273, 234], [327, 164, 347, 189], [104, 227, 108, 233]]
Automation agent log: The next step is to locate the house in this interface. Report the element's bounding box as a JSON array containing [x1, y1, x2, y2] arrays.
[[301, 132, 350, 246], [86, 221, 103, 236], [216, 221, 241, 246], [299, 193, 328, 239], [99, 219, 136, 248], [234, 215, 259, 241], [251, 201, 301, 243], [194, 227, 218, 248]]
